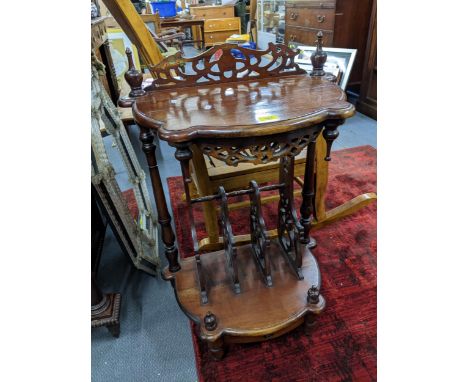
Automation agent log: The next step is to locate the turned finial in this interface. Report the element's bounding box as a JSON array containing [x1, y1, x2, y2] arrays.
[[323, 122, 341, 161], [310, 31, 327, 77], [204, 311, 218, 331], [124, 47, 145, 98], [307, 286, 320, 304]]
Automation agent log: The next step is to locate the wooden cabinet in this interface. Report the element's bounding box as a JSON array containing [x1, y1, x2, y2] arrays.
[[356, 0, 376, 119], [190, 4, 234, 19], [285, 1, 337, 46], [284, 0, 374, 91], [204, 18, 241, 45], [190, 5, 241, 47]]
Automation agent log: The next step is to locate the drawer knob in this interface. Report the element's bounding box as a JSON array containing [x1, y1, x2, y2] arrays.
[[290, 34, 296, 42], [317, 15, 325, 23], [290, 13, 298, 20]]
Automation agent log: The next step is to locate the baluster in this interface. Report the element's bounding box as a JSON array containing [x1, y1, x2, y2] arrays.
[[300, 133, 319, 245], [139, 126, 180, 272]]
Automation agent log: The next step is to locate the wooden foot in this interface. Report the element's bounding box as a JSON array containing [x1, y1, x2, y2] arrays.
[[311, 192, 377, 230], [91, 292, 122, 338], [207, 337, 225, 360], [107, 323, 121, 338], [304, 313, 316, 330]]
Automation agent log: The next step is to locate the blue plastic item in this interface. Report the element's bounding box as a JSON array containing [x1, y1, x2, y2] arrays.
[[150, 1, 177, 18], [231, 42, 257, 59]]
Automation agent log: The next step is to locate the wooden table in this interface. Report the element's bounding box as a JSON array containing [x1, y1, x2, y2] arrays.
[[161, 17, 206, 50], [128, 42, 355, 358]]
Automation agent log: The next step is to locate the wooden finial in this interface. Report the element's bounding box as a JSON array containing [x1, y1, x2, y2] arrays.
[[124, 47, 145, 98], [204, 311, 218, 331], [307, 286, 320, 304], [323, 123, 340, 161], [310, 31, 327, 77]]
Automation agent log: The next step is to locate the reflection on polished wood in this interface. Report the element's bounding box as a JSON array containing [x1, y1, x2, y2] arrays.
[[134, 74, 353, 142]]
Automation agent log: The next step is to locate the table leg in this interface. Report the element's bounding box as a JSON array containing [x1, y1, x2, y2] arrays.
[[299, 138, 317, 244], [139, 125, 180, 272], [314, 133, 328, 222], [191, 146, 220, 247], [200, 24, 205, 50]]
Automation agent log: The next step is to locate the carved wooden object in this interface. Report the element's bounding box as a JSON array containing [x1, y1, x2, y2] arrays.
[[91, 275, 121, 338], [248, 180, 272, 287], [310, 31, 327, 76], [219, 186, 241, 294], [145, 42, 306, 90], [133, 42, 354, 358]]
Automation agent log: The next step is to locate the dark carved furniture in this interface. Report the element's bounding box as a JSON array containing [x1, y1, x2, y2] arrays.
[[123, 44, 354, 358], [122, 41, 355, 358], [91, 187, 121, 338]]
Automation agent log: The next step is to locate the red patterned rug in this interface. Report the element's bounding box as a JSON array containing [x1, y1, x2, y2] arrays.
[[167, 145, 377, 382]]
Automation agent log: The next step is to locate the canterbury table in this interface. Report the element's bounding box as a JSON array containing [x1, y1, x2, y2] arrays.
[[124, 41, 355, 358]]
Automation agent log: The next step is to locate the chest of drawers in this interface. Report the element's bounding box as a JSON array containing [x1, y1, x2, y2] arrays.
[[284, 0, 336, 46], [190, 5, 241, 46]]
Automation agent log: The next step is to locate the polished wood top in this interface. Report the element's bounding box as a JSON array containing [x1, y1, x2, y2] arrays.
[[133, 75, 354, 143]]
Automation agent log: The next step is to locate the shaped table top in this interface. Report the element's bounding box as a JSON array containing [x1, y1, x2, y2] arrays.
[[133, 74, 355, 144]]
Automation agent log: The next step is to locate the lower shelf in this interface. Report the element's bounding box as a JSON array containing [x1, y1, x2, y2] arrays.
[[164, 239, 325, 358]]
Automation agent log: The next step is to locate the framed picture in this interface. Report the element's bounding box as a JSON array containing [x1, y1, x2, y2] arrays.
[[293, 45, 357, 90]]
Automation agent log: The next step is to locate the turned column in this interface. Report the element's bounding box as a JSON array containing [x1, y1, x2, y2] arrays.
[[300, 138, 318, 244], [139, 126, 180, 272]]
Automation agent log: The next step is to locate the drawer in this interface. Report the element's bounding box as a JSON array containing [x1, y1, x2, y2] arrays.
[[191, 6, 234, 19], [205, 30, 239, 45], [287, 1, 336, 10], [286, 7, 335, 30], [205, 17, 240, 32], [285, 26, 333, 46]]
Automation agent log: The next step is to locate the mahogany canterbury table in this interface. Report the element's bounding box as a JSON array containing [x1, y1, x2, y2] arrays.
[[125, 41, 355, 358]]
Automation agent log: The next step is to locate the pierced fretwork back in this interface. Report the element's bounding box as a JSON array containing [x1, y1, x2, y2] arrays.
[[146, 42, 306, 90]]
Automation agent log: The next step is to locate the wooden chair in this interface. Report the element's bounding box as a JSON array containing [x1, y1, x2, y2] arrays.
[[141, 13, 186, 55]]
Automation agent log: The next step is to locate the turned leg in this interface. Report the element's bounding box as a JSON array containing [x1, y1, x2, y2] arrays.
[[139, 125, 180, 272], [175, 144, 208, 303], [208, 337, 225, 360], [107, 323, 120, 338], [314, 133, 329, 222], [300, 138, 317, 244], [190, 146, 220, 247]]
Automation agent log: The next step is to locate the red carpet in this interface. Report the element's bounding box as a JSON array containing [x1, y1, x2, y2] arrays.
[[167, 145, 377, 382]]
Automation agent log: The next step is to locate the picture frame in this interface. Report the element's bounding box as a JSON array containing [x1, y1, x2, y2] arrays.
[[293, 45, 357, 90]]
